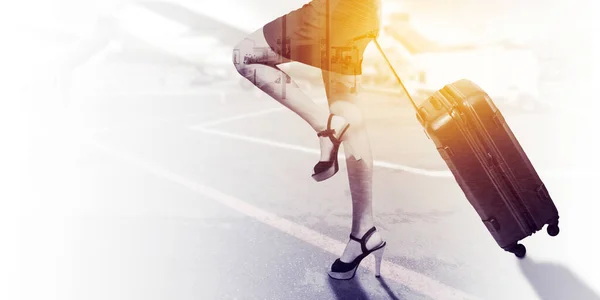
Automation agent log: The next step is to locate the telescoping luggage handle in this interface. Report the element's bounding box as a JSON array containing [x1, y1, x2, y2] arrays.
[[353, 32, 424, 120]]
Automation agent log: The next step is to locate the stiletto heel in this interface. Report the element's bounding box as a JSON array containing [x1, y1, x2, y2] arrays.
[[372, 244, 385, 277], [312, 114, 350, 182], [328, 226, 386, 280]]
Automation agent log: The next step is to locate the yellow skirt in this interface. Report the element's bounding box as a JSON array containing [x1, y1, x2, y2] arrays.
[[262, 0, 381, 75]]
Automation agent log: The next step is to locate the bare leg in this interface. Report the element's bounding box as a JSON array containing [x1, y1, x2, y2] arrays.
[[322, 69, 383, 262], [233, 29, 352, 162], [234, 28, 383, 261], [233, 29, 330, 132]]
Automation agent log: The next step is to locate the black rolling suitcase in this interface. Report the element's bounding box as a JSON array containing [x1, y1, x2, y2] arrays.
[[370, 38, 560, 258]]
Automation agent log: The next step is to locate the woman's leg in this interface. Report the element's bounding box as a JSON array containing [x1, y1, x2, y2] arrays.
[[233, 29, 331, 132], [322, 69, 383, 262], [234, 26, 383, 260], [233, 29, 352, 162]]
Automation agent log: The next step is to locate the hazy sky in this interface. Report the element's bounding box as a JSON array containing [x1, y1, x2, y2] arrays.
[[5, 0, 597, 44]]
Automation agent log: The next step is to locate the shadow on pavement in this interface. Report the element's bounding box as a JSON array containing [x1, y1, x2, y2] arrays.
[[327, 276, 371, 300], [519, 257, 600, 300], [376, 277, 402, 300], [327, 276, 405, 300]]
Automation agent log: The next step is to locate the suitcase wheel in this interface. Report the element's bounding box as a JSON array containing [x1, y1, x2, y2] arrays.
[[547, 223, 560, 237], [506, 244, 527, 259]]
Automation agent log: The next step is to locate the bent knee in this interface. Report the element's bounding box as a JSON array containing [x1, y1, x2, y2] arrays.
[[232, 45, 245, 75], [233, 32, 282, 76], [232, 37, 254, 74]]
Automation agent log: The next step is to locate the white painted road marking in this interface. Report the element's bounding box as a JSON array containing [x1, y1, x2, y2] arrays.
[[190, 96, 329, 128], [194, 126, 454, 178], [88, 138, 480, 300], [193, 127, 580, 179], [191, 107, 285, 128], [187, 107, 578, 180], [187, 105, 453, 178]]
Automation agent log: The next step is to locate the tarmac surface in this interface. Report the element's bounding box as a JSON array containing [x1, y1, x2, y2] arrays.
[[16, 80, 600, 300]]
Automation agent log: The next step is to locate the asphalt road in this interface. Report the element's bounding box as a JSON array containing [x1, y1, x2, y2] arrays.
[[16, 82, 600, 300]]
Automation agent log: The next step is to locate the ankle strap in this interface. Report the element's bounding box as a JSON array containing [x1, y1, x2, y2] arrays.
[[317, 114, 336, 138], [349, 226, 377, 254], [317, 128, 336, 137]]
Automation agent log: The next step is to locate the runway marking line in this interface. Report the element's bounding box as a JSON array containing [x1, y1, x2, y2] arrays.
[[188, 107, 575, 179], [188, 106, 453, 178], [196, 126, 453, 178], [192, 96, 328, 129], [192, 107, 286, 128], [88, 138, 480, 300]]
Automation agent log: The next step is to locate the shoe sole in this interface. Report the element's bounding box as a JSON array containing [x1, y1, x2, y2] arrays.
[[312, 161, 339, 182], [328, 266, 359, 280], [312, 166, 338, 182]]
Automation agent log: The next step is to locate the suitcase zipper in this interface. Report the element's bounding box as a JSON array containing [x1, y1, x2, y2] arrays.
[[439, 87, 537, 234]]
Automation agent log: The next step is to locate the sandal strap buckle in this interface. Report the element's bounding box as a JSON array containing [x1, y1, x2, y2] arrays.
[[317, 128, 336, 137]]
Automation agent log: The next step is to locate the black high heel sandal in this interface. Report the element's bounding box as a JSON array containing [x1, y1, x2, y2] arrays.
[[328, 226, 387, 280], [312, 114, 350, 182]]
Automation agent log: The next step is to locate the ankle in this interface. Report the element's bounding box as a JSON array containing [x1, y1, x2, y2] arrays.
[[351, 224, 375, 238], [315, 115, 348, 136], [342, 226, 383, 259]]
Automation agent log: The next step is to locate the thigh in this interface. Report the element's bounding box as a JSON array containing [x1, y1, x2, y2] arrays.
[[321, 37, 373, 105], [262, 3, 379, 74], [322, 69, 362, 103]]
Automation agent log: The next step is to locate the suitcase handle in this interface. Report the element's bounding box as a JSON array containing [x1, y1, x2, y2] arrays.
[[360, 34, 420, 114]]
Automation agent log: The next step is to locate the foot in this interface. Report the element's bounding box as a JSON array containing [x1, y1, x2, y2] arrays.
[[317, 114, 348, 162], [312, 114, 351, 181], [339, 228, 384, 263], [328, 226, 386, 280]]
